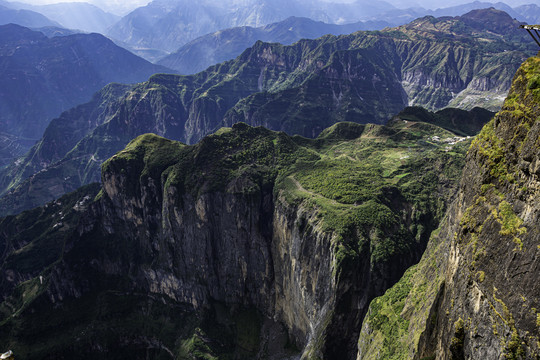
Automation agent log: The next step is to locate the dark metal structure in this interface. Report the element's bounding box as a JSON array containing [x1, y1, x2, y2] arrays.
[[521, 25, 540, 47]]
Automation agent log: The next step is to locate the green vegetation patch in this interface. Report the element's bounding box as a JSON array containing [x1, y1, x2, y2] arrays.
[[179, 328, 219, 360], [364, 266, 416, 359], [102, 133, 185, 180], [523, 57, 540, 102], [497, 201, 526, 237]]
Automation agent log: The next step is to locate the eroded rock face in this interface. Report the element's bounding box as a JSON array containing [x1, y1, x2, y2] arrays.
[[357, 55, 540, 360], [271, 195, 337, 352], [420, 55, 540, 360], [92, 139, 351, 357], [49, 141, 333, 357]]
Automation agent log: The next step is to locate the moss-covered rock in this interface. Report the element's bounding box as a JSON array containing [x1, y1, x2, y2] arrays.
[[357, 54, 540, 360]]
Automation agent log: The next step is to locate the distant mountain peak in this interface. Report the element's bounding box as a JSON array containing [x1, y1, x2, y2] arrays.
[[396, 7, 525, 40], [0, 22, 47, 44], [461, 6, 516, 22], [460, 7, 524, 35]]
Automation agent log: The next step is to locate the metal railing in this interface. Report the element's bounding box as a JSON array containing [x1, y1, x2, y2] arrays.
[[521, 25, 540, 47]]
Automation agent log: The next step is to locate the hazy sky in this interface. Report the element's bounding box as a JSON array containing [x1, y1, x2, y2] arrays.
[[391, 0, 538, 7], [13, 0, 540, 15], [17, 0, 147, 5], [16, 0, 150, 14]]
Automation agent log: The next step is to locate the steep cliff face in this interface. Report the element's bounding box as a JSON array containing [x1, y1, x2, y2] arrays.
[[357, 54, 540, 360], [0, 117, 476, 359], [423, 53, 540, 360], [223, 46, 407, 136]]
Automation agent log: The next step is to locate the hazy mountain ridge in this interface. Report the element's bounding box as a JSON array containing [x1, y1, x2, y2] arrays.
[[0, 23, 173, 165], [158, 16, 391, 75], [515, 3, 540, 24], [107, 0, 540, 59], [33, 25, 79, 37], [0, 3, 58, 28], [8, 1, 120, 33], [0, 83, 132, 194], [0, 8, 530, 216]]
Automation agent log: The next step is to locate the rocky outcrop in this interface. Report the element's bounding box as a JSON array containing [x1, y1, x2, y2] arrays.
[[420, 53, 540, 360], [357, 54, 540, 360]]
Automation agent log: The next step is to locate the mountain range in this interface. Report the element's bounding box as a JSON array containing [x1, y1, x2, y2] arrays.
[[0, 0, 538, 66], [1, 36, 537, 360], [0, 8, 532, 216], [107, 0, 540, 59], [8, 1, 120, 33], [158, 16, 391, 75], [0, 2, 58, 28], [0, 0, 120, 33], [362, 1, 540, 26], [157, 2, 540, 76], [1, 16, 538, 358], [0, 2, 539, 359], [0, 24, 172, 165]]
